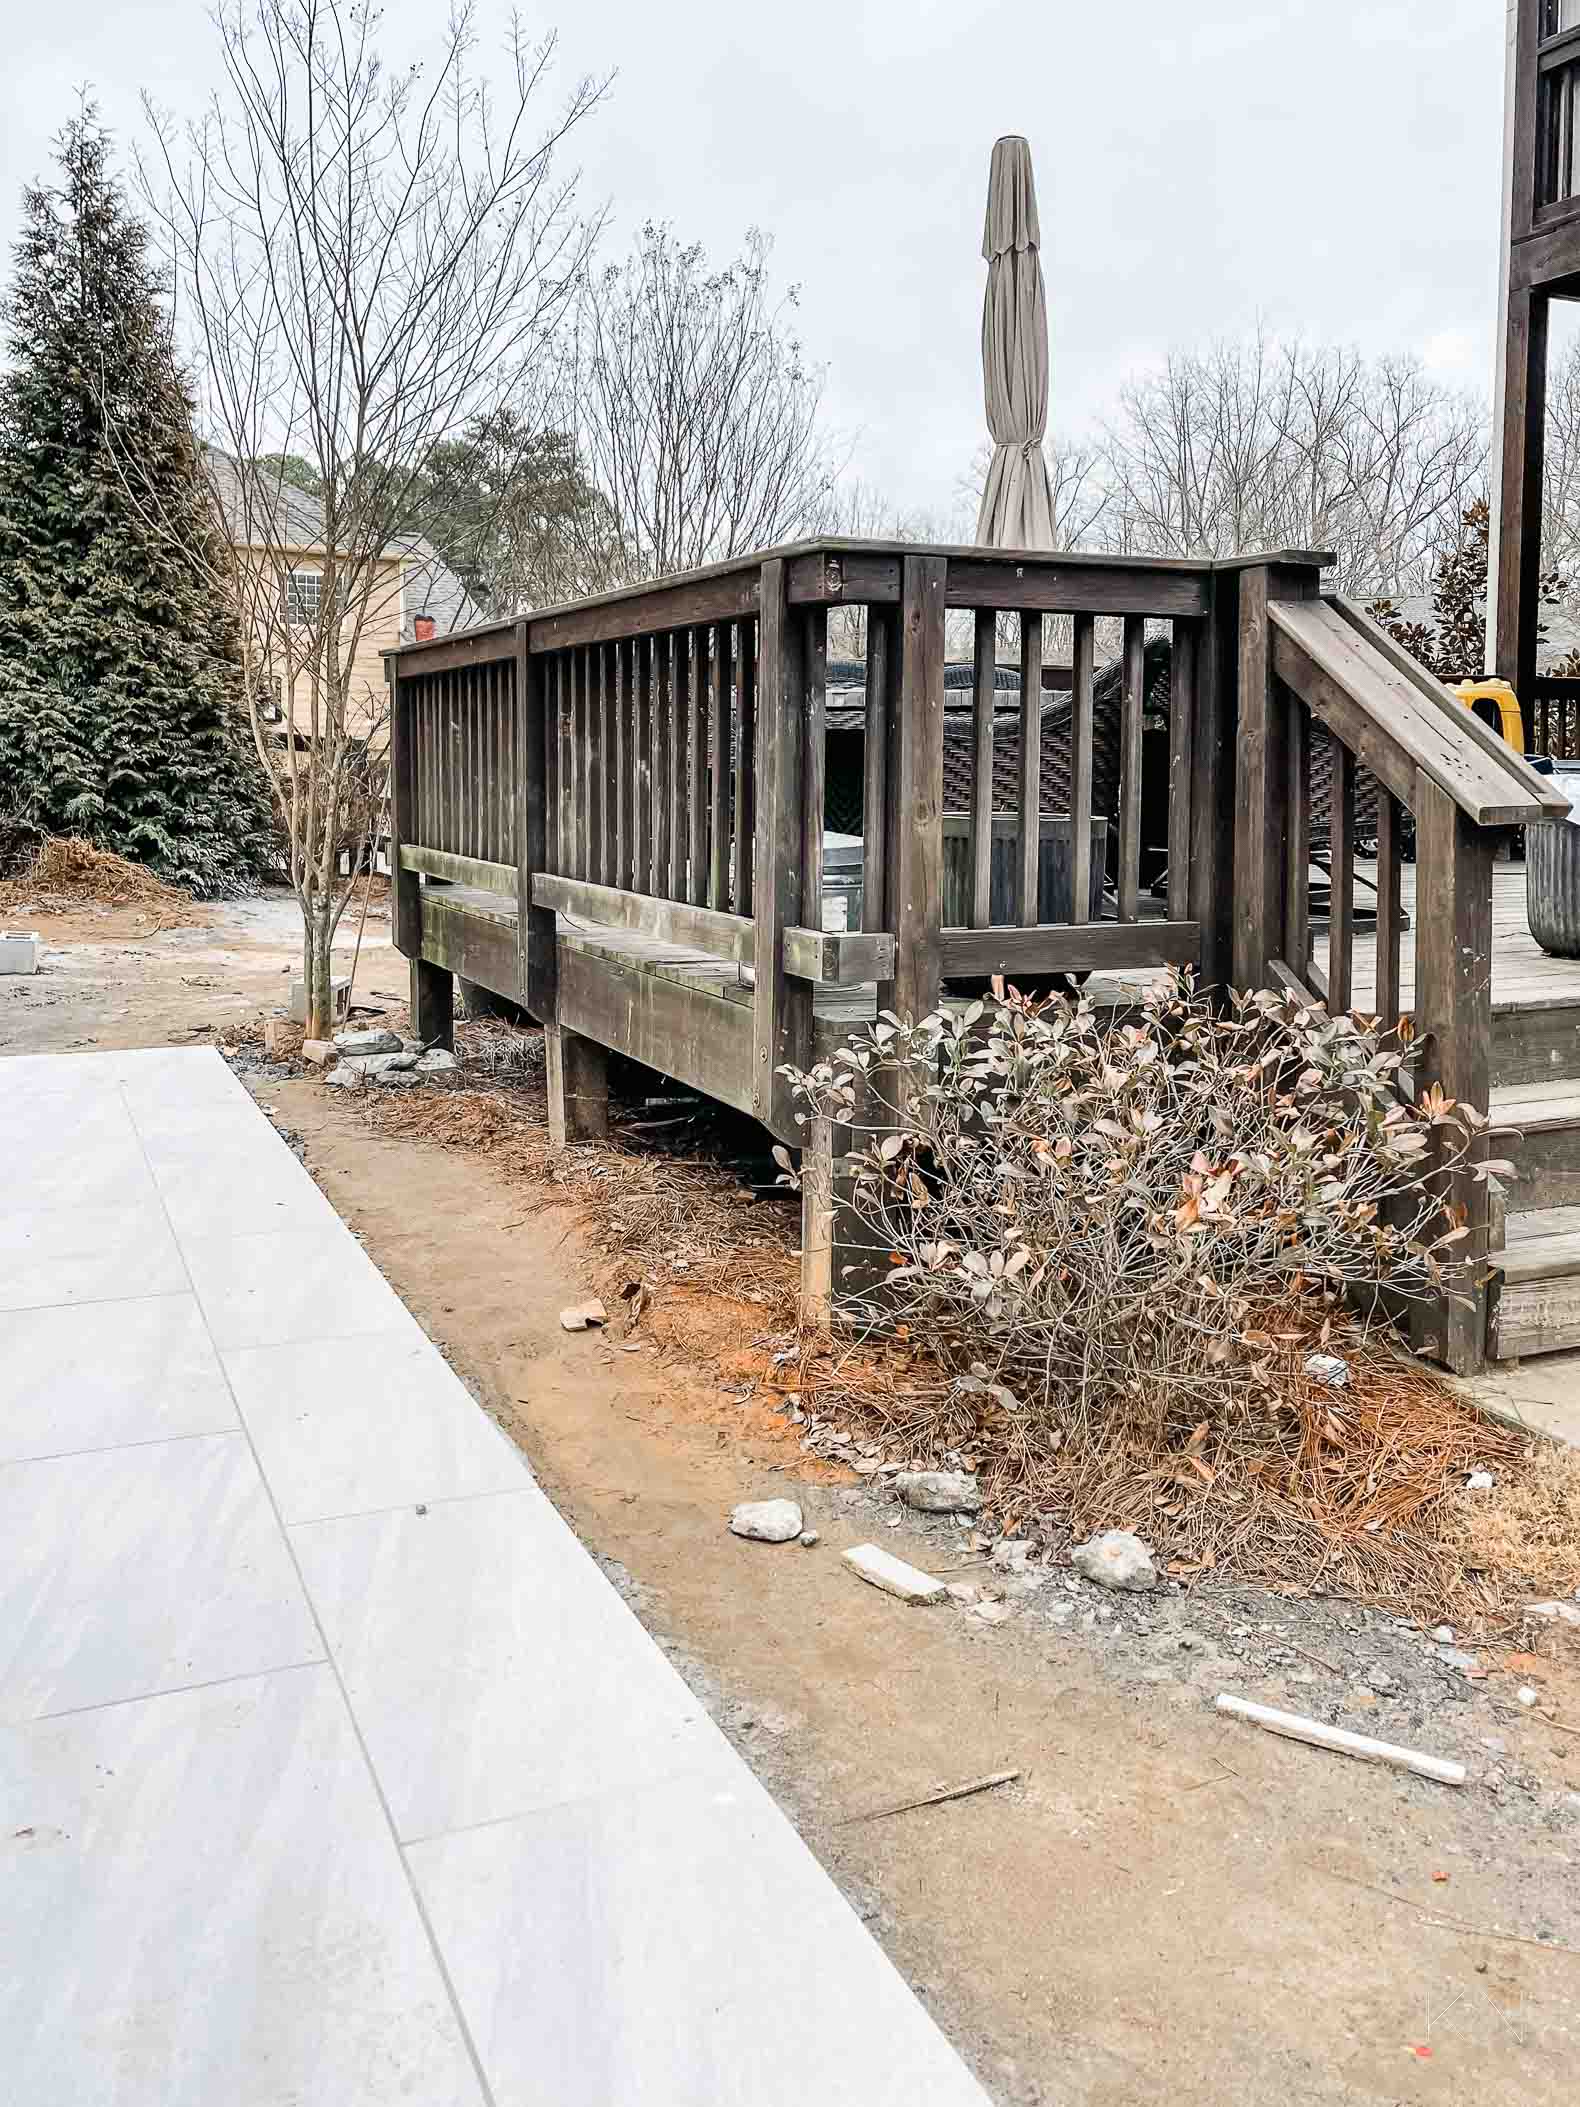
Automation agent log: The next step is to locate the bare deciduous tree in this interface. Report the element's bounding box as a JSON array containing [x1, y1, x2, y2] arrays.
[[138, 0, 604, 1034], [572, 223, 842, 581], [1100, 332, 1486, 597]]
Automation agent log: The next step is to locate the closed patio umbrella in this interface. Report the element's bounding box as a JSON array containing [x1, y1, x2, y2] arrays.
[[975, 135, 1056, 548]]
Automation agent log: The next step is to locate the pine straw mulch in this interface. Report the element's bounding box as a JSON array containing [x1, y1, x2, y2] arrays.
[[0, 837, 207, 929], [266, 1026, 1580, 1630]]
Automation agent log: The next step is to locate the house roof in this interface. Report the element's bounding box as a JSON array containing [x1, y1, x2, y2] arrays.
[[207, 454, 482, 640]]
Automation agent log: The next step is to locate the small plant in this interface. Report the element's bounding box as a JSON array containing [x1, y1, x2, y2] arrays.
[[786, 976, 1504, 1452]]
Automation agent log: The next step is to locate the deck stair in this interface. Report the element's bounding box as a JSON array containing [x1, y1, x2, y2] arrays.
[[1492, 1048, 1580, 1356]]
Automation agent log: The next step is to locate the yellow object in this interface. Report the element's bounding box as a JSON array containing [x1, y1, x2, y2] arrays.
[[1451, 678, 1524, 751]]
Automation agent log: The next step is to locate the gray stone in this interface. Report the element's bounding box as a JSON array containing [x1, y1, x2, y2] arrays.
[[945, 1582, 981, 1606], [1070, 1529, 1158, 1593], [842, 1543, 947, 1605], [333, 1027, 401, 1056], [798, 1530, 820, 1548], [972, 1600, 1014, 1625], [415, 1048, 458, 1074], [729, 1499, 804, 1544], [1435, 1645, 1478, 1672], [355, 1050, 419, 1076], [1432, 1624, 1456, 1644], [895, 1470, 980, 1514], [324, 1065, 363, 1093], [991, 1540, 1032, 1572]]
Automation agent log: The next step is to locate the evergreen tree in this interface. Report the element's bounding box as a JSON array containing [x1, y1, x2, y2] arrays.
[[0, 112, 275, 894]]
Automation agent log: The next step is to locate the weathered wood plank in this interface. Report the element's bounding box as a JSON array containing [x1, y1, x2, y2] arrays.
[[654, 631, 673, 897], [518, 624, 556, 1024], [709, 622, 730, 912], [1327, 736, 1355, 1011], [970, 608, 995, 928], [752, 557, 813, 1136], [1069, 614, 1095, 927], [734, 619, 757, 916], [391, 629, 516, 677], [632, 636, 653, 897], [1167, 619, 1195, 926], [801, 608, 828, 926], [944, 556, 1208, 618], [399, 845, 517, 894], [890, 555, 948, 1023], [1285, 691, 1310, 976], [688, 624, 708, 906], [533, 872, 755, 965], [1118, 614, 1144, 924], [1017, 611, 1043, 926], [410, 956, 454, 1050], [418, 889, 520, 1001], [528, 567, 761, 653], [557, 940, 758, 1120], [862, 610, 893, 944], [672, 629, 691, 901], [389, 658, 420, 958], [782, 927, 898, 985], [544, 1021, 609, 1148], [940, 921, 1202, 977], [1374, 788, 1403, 1029]]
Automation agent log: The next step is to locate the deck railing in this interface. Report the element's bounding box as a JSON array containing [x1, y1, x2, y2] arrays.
[[388, 536, 1566, 1370]]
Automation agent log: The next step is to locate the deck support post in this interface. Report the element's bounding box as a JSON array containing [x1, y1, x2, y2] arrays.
[[516, 620, 557, 1023], [799, 1113, 836, 1332], [545, 1022, 609, 1150], [410, 956, 454, 1051], [1412, 773, 1495, 1375], [388, 654, 421, 959]]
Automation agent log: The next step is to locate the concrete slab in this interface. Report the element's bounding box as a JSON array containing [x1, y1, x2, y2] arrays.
[[0, 1434, 321, 1721], [223, 1331, 525, 1524], [0, 1296, 236, 1464], [292, 1490, 716, 1841], [408, 1752, 992, 2107], [0, 1045, 992, 2106], [0, 1666, 484, 2107]]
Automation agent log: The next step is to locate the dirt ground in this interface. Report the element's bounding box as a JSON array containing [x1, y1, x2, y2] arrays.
[[10, 902, 1580, 2103]]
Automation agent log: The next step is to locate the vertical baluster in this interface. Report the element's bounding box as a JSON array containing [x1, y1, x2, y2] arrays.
[[888, 555, 947, 1026], [709, 624, 730, 912], [632, 638, 651, 893], [861, 611, 891, 936], [1017, 612, 1043, 926], [672, 630, 691, 899], [1284, 694, 1310, 978], [1327, 736, 1355, 1010], [1167, 621, 1195, 926], [688, 624, 709, 904], [544, 653, 560, 874], [1070, 614, 1095, 925], [734, 619, 757, 916], [610, 639, 626, 888], [1374, 787, 1403, 1030], [653, 632, 672, 896], [802, 608, 828, 930], [603, 642, 618, 886], [1118, 614, 1144, 923], [969, 608, 995, 928]]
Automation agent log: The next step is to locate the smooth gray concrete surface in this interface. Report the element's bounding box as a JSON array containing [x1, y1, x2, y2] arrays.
[[0, 1048, 992, 2106]]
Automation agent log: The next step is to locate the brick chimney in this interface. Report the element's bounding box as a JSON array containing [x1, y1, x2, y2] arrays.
[[413, 612, 436, 643]]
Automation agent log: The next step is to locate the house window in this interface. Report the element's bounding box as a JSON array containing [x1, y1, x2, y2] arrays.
[[286, 568, 322, 626]]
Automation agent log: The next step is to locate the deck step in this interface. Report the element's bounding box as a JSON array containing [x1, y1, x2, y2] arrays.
[[1492, 1206, 1580, 1358], [1492, 1079, 1580, 1211]]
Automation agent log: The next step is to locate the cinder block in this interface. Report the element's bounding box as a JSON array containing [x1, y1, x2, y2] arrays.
[[289, 976, 350, 1026], [0, 932, 39, 976]]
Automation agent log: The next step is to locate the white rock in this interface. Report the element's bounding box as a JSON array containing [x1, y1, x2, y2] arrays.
[[1466, 1469, 1497, 1492], [325, 1065, 363, 1092], [1528, 1600, 1580, 1626], [1304, 1352, 1350, 1388], [559, 1298, 608, 1331], [729, 1498, 804, 1544], [334, 1027, 402, 1055], [895, 1470, 981, 1514], [1432, 1624, 1456, 1644], [1518, 1685, 1540, 1707], [973, 1600, 1014, 1625], [799, 1530, 820, 1548], [842, 1543, 947, 1605], [1071, 1529, 1158, 1593], [991, 1540, 1032, 1572], [415, 1048, 457, 1073]]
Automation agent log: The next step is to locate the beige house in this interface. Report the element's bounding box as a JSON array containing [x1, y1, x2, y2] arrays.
[[212, 458, 480, 743]]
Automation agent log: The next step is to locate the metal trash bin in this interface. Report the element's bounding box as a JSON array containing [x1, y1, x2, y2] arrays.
[[1527, 758, 1580, 957]]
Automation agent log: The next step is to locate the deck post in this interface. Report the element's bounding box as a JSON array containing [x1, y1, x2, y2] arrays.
[[516, 619, 557, 1023], [1412, 773, 1494, 1375], [409, 956, 454, 1051], [388, 653, 420, 959], [752, 558, 813, 1140], [1231, 559, 1321, 991], [545, 1022, 609, 1149], [799, 1112, 836, 1331], [889, 554, 947, 1025]]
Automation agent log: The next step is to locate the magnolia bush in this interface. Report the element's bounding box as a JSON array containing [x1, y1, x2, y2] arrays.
[[786, 976, 1504, 1441]]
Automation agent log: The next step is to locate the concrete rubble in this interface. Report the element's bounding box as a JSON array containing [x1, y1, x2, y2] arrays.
[[896, 1470, 981, 1514], [729, 1499, 804, 1544], [842, 1543, 947, 1605]]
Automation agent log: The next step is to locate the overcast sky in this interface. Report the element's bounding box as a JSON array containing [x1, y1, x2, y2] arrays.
[[4, 0, 1509, 517]]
